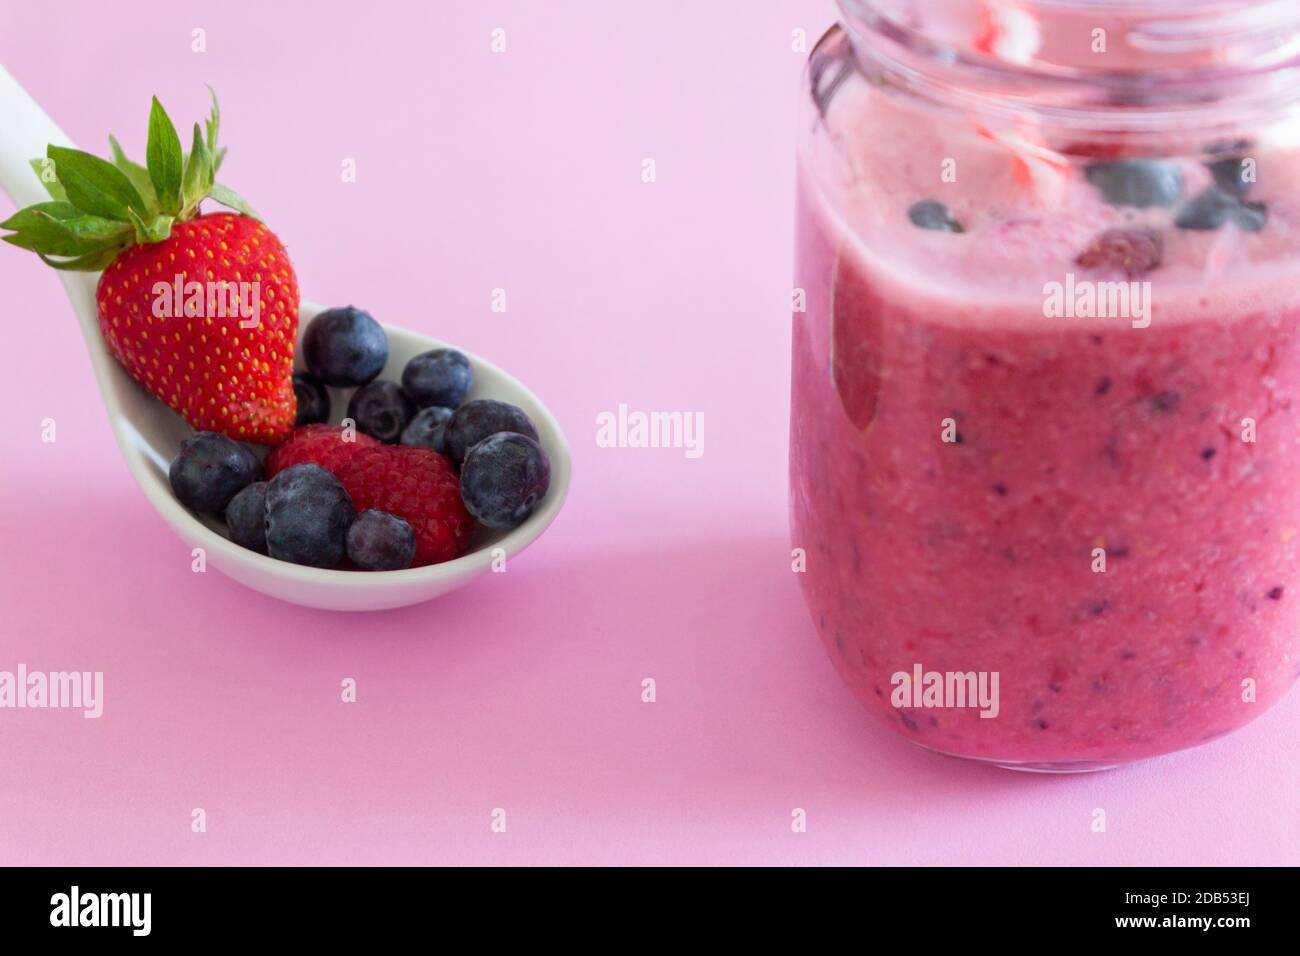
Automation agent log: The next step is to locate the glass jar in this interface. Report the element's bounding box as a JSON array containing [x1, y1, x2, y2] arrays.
[[791, 0, 1300, 770]]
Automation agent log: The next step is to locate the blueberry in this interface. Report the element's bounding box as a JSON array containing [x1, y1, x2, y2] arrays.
[[1175, 187, 1267, 232], [1235, 200, 1269, 233], [264, 464, 354, 568], [225, 481, 269, 554], [1203, 138, 1253, 157], [1145, 390, 1181, 414], [1175, 187, 1238, 230], [169, 432, 262, 514], [402, 349, 474, 409], [292, 371, 331, 426], [400, 405, 454, 452], [1085, 160, 1184, 208], [459, 432, 551, 529], [1206, 155, 1253, 196], [347, 381, 415, 443], [445, 399, 540, 466], [907, 200, 964, 233], [346, 509, 417, 571], [302, 306, 388, 387]]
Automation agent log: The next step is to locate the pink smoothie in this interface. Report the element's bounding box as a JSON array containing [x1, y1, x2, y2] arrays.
[[791, 78, 1300, 767]]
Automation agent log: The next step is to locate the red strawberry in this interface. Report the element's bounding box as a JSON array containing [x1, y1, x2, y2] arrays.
[[266, 424, 380, 477], [2, 93, 300, 444], [334, 446, 473, 566], [96, 213, 299, 443]]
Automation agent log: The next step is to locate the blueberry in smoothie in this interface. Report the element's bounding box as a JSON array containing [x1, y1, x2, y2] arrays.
[[1175, 188, 1268, 232], [1206, 155, 1254, 196], [908, 200, 964, 233], [1085, 160, 1184, 208]]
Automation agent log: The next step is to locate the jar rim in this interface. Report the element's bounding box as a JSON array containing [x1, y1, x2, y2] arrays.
[[837, 0, 1300, 131]]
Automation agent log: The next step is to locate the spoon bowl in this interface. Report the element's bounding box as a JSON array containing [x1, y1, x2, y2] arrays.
[[0, 65, 570, 611]]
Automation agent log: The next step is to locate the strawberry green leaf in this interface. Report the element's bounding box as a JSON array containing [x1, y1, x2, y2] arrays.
[[50, 212, 133, 244], [2, 230, 102, 258], [109, 135, 159, 210], [181, 122, 214, 215], [29, 158, 68, 201], [1, 210, 123, 258], [36, 246, 123, 272], [127, 208, 174, 244], [209, 182, 260, 220], [0, 200, 80, 231], [205, 87, 222, 170], [46, 145, 146, 222], [4, 89, 256, 270], [3, 203, 130, 254], [146, 96, 183, 216]]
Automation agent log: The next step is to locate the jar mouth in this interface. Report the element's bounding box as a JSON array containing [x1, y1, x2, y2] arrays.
[[837, 0, 1300, 129]]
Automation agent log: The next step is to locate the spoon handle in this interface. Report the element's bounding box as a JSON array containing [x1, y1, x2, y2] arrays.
[[0, 64, 111, 373], [0, 64, 78, 208]]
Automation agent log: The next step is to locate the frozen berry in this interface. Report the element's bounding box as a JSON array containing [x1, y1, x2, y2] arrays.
[[1085, 160, 1184, 208], [402, 349, 474, 409], [346, 509, 417, 571], [460, 432, 551, 530], [264, 464, 354, 568], [400, 405, 454, 452], [225, 481, 269, 554], [1203, 138, 1253, 157], [1206, 155, 1253, 196], [445, 399, 539, 466], [1235, 200, 1269, 232], [1075, 228, 1164, 278], [347, 381, 415, 444], [302, 306, 388, 387], [169, 432, 262, 514], [1176, 187, 1268, 232], [292, 371, 330, 426], [1175, 187, 1238, 230], [907, 200, 963, 233]]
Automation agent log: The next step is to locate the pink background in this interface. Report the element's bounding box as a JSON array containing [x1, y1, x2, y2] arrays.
[[1, 0, 1297, 866]]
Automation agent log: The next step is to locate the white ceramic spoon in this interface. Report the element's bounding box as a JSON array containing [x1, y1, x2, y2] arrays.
[[0, 65, 570, 611]]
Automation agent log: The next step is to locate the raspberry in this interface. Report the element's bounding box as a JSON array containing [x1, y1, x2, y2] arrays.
[[265, 424, 380, 478], [1075, 228, 1164, 278], [333, 445, 473, 566]]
